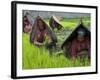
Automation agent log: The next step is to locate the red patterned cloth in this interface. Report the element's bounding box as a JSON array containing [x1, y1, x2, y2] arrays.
[[71, 38, 90, 58]]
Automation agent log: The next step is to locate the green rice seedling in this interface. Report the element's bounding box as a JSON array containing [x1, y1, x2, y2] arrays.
[[22, 17, 90, 69]]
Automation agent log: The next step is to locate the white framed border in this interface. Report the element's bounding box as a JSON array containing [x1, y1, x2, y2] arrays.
[[11, 1, 97, 78]]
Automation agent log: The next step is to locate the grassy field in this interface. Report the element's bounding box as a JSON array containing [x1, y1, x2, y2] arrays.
[[22, 18, 91, 69]]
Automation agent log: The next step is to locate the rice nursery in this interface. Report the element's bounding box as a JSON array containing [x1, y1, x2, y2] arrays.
[[22, 18, 91, 69]]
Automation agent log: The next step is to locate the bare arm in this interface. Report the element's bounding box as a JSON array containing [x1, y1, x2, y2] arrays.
[[34, 40, 45, 46], [34, 36, 45, 46]]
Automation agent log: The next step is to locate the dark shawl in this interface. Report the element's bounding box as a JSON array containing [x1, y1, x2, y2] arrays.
[[61, 21, 90, 57], [30, 16, 57, 43]]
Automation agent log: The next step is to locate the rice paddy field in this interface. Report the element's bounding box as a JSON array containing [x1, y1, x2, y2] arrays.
[[22, 17, 91, 69]]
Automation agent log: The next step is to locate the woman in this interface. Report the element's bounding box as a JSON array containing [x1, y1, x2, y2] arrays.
[[30, 16, 57, 55], [23, 15, 32, 33]]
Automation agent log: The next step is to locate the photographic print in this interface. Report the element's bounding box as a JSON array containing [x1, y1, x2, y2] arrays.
[[23, 10, 91, 69], [11, 1, 98, 79]]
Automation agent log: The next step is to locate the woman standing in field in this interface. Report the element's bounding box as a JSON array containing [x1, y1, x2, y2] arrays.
[[61, 19, 91, 61], [71, 28, 90, 60], [30, 16, 57, 55]]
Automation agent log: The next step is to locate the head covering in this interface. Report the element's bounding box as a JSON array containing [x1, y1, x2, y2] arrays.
[[49, 15, 63, 30], [30, 16, 57, 43], [61, 19, 90, 58]]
